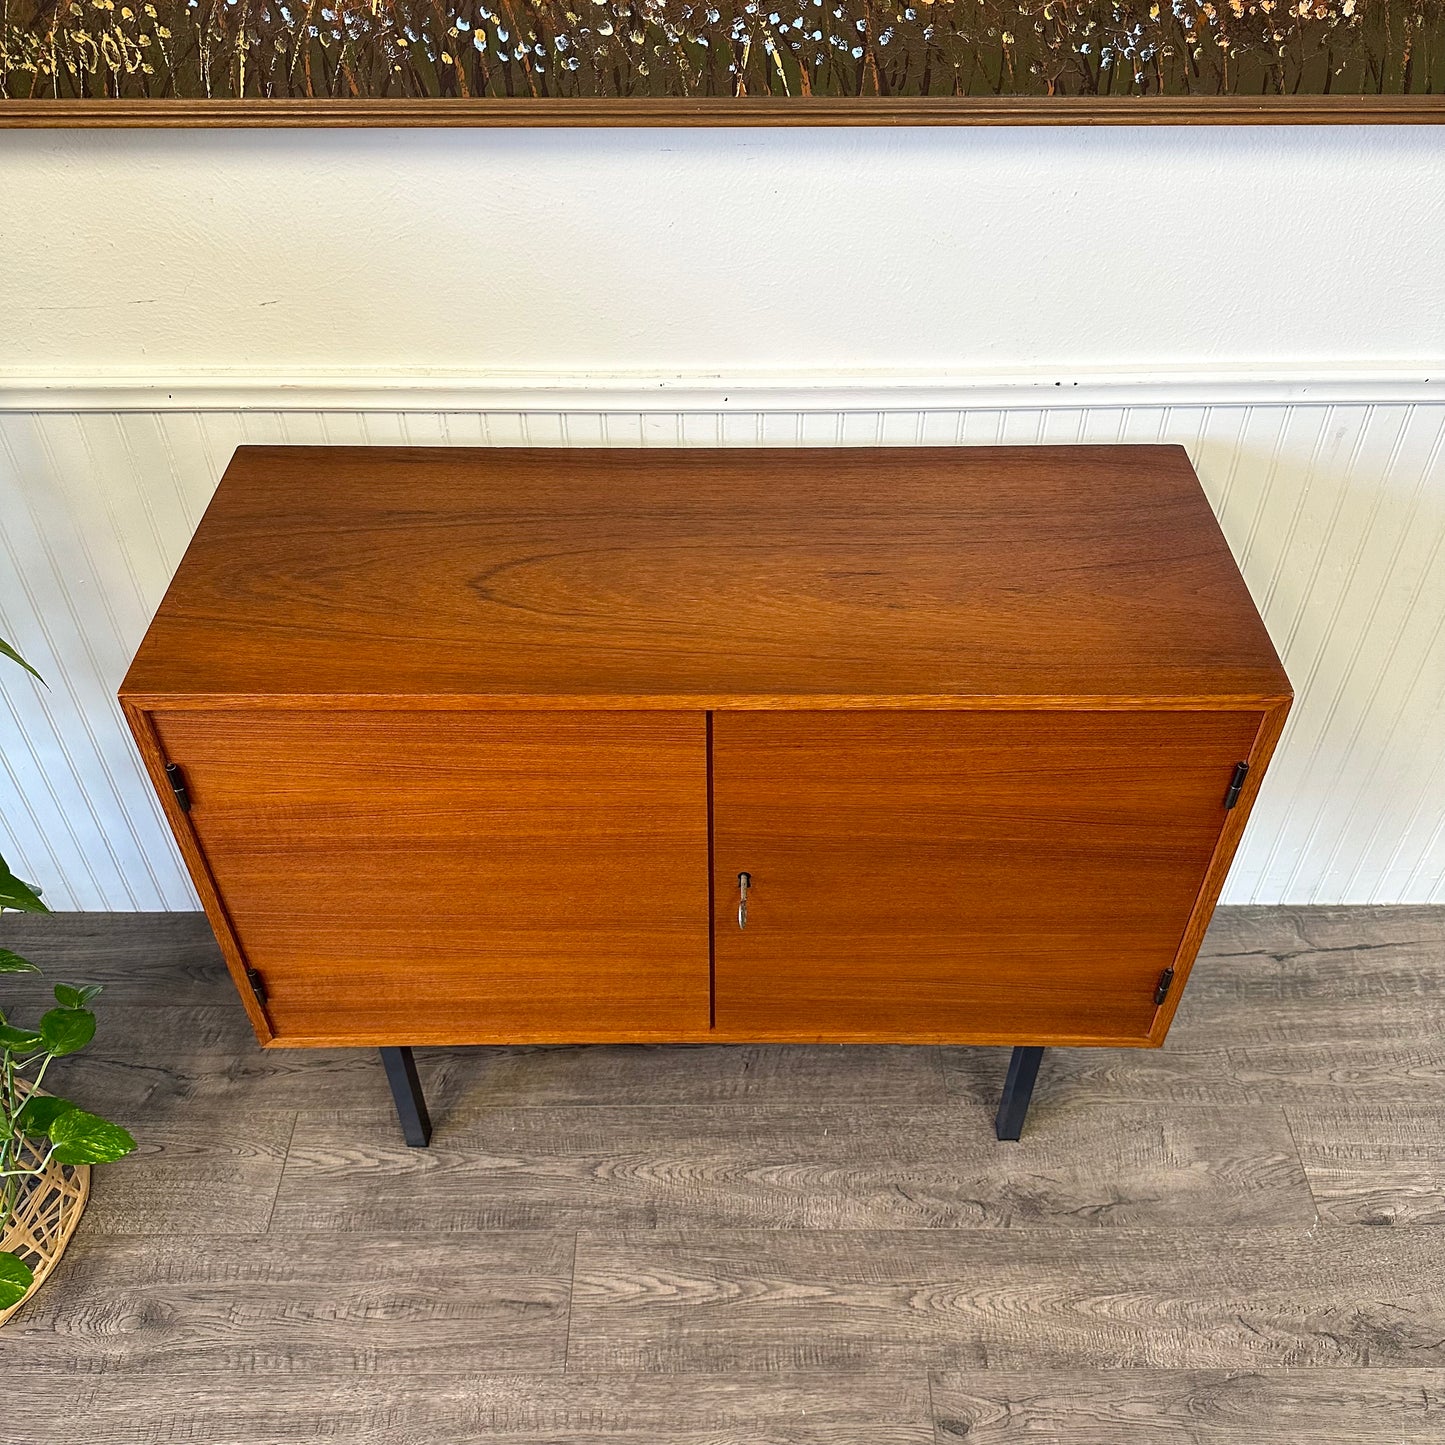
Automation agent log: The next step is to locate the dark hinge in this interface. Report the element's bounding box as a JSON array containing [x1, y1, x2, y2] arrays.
[[245, 967, 268, 1005], [1154, 966, 1176, 1007], [1223, 761, 1250, 810], [164, 762, 192, 814]]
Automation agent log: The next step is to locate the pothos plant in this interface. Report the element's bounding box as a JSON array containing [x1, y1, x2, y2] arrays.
[[0, 634, 137, 1315]]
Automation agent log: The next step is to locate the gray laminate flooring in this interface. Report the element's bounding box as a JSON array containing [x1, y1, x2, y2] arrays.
[[2, 906, 1444, 1443]]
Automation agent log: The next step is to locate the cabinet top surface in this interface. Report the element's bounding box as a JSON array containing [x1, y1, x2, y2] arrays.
[[121, 445, 1291, 708]]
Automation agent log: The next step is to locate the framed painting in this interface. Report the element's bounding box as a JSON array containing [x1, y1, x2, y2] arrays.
[[1, 1, 1442, 123]]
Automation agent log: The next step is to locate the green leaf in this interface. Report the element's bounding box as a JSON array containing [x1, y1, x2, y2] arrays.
[[0, 853, 47, 914], [16, 1094, 76, 1136], [53, 982, 105, 1007], [0, 635, 44, 685], [0, 1024, 43, 1051], [0, 948, 41, 975], [39, 1008, 96, 1057], [47, 1108, 137, 1165], [0, 1252, 36, 1311]]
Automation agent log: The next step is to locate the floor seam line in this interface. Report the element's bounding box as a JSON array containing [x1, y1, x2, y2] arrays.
[[261, 1110, 301, 1233], [563, 1230, 579, 1372], [1278, 1102, 1324, 1226]]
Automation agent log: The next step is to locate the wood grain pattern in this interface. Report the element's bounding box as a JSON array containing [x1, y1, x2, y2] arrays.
[[1228, 1043, 1445, 1104], [1174, 974, 1445, 1051], [4, 96, 1444, 128], [118, 444, 1290, 1051], [0, 910, 237, 998], [1286, 1106, 1445, 1227], [120, 445, 1291, 709], [10, 1029, 949, 1116], [0, 1232, 573, 1373], [77, 1109, 294, 1236], [42, 1033, 462, 1116], [929, 1369, 1445, 1443], [1202, 902, 1445, 961], [267, 1099, 1313, 1234], [4, 908, 1445, 1444], [713, 710, 1262, 1044], [122, 699, 275, 1041], [1194, 908, 1445, 1106], [940, 1042, 1250, 1108], [451, 1042, 950, 1109], [944, 904, 1445, 1104], [568, 1226, 1445, 1371], [1145, 697, 1290, 1044], [147, 709, 711, 1045], [4, 1371, 935, 1445]]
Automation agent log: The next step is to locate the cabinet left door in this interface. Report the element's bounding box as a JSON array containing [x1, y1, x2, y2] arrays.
[[143, 710, 712, 1045]]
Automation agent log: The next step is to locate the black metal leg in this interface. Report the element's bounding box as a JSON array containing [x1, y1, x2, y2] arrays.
[[380, 1046, 432, 1147], [994, 1046, 1044, 1141]]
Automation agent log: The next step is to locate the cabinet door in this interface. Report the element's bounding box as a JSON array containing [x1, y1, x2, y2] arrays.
[[712, 711, 1262, 1045], [151, 710, 710, 1044]]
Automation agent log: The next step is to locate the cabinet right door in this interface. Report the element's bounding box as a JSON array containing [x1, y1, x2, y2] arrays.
[[711, 710, 1263, 1045]]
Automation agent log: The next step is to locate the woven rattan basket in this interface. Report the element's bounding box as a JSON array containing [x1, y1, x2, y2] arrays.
[[0, 1085, 90, 1327]]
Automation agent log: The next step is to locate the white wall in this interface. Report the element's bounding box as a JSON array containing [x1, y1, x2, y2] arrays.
[[5, 126, 1444, 373], [1, 125, 1443, 909]]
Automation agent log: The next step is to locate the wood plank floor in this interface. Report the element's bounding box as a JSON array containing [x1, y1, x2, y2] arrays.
[[1, 906, 1444, 1443]]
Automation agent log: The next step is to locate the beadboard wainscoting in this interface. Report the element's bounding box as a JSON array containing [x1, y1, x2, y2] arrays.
[[1, 377, 1443, 911]]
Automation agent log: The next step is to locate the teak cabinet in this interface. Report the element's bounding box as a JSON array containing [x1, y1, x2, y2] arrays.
[[121, 444, 1291, 1142]]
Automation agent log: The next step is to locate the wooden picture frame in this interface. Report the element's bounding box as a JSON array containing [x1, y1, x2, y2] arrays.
[[2, 3, 1443, 125]]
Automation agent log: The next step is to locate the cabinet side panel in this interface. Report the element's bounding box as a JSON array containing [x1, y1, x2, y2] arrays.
[[1147, 697, 1293, 1044], [119, 700, 273, 1043], [147, 709, 711, 1045]]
